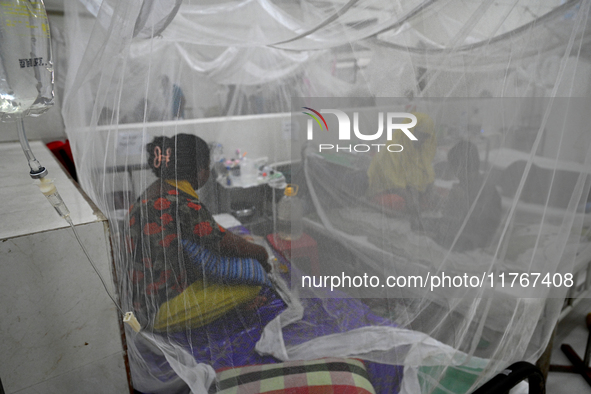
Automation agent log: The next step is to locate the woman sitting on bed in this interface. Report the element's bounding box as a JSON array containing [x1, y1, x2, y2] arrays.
[[126, 134, 271, 331], [125, 136, 406, 394], [366, 112, 437, 213], [419, 140, 502, 252]]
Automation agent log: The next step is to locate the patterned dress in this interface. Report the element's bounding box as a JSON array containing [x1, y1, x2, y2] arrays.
[[126, 180, 226, 326]]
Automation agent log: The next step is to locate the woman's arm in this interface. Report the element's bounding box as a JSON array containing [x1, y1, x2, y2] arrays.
[[219, 231, 271, 272], [175, 195, 271, 271]]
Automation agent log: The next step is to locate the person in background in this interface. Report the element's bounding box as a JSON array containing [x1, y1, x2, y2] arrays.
[[160, 75, 186, 119], [419, 140, 502, 252], [172, 83, 186, 119], [126, 134, 270, 330], [367, 112, 437, 212]]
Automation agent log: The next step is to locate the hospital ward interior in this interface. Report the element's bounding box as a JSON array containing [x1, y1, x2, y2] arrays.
[[3, 0, 591, 393]]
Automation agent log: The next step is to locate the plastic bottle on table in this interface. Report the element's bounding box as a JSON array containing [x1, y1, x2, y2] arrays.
[[277, 185, 303, 240], [240, 156, 258, 185]]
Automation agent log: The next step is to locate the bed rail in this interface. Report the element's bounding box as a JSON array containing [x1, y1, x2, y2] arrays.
[[471, 362, 545, 394]]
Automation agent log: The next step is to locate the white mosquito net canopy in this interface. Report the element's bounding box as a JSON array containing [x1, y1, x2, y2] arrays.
[[61, 0, 591, 393]]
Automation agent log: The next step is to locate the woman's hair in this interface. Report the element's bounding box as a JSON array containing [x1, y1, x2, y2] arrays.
[[146, 134, 210, 179], [447, 140, 480, 178]]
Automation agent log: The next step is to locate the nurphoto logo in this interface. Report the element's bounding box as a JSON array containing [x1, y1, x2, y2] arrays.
[[302, 107, 418, 153]]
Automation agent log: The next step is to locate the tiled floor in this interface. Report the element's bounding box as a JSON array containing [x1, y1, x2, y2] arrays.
[[546, 300, 591, 393]]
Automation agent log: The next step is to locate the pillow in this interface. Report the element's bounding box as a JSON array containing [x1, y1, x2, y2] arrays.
[[212, 358, 376, 394], [182, 240, 271, 287]]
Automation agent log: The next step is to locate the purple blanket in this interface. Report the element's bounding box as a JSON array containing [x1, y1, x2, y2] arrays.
[[162, 286, 402, 394], [139, 286, 402, 393], [137, 228, 402, 393]]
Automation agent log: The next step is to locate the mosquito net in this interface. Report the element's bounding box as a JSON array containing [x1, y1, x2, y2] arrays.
[[60, 0, 591, 393]]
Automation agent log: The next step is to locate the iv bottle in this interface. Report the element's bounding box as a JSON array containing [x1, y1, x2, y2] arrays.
[[277, 185, 303, 240], [0, 0, 54, 120]]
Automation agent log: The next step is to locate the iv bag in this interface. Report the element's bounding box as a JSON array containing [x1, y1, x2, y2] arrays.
[[0, 0, 54, 120]]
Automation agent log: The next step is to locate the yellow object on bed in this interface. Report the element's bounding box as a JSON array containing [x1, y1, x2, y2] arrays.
[[367, 112, 436, 196], [154, 280, 261, 331]]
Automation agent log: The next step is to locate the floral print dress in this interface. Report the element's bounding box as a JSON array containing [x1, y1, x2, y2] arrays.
[[126, 180, 226, 326]]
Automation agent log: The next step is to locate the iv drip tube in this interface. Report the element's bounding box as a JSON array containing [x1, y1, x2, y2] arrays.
[[14, 117, 135, 328], [2, 0, 142, 335], [64, 215, 125, 316], [16, 117, 47, 178]]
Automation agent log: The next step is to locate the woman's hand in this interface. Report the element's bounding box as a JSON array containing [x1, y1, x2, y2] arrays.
[[220, 231, 272, 272], [240, 234, 255, 242], [253, 245, 271, 272]]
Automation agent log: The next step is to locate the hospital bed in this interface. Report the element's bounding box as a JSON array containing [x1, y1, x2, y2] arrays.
[[130, 223, 546, 394], [109, 148, 588, 393], [300, 146, 591, 350]]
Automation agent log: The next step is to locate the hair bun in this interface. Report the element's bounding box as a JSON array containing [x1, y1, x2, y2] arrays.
[[147, 136, 174, 177], [146, 134, 210, 180]]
